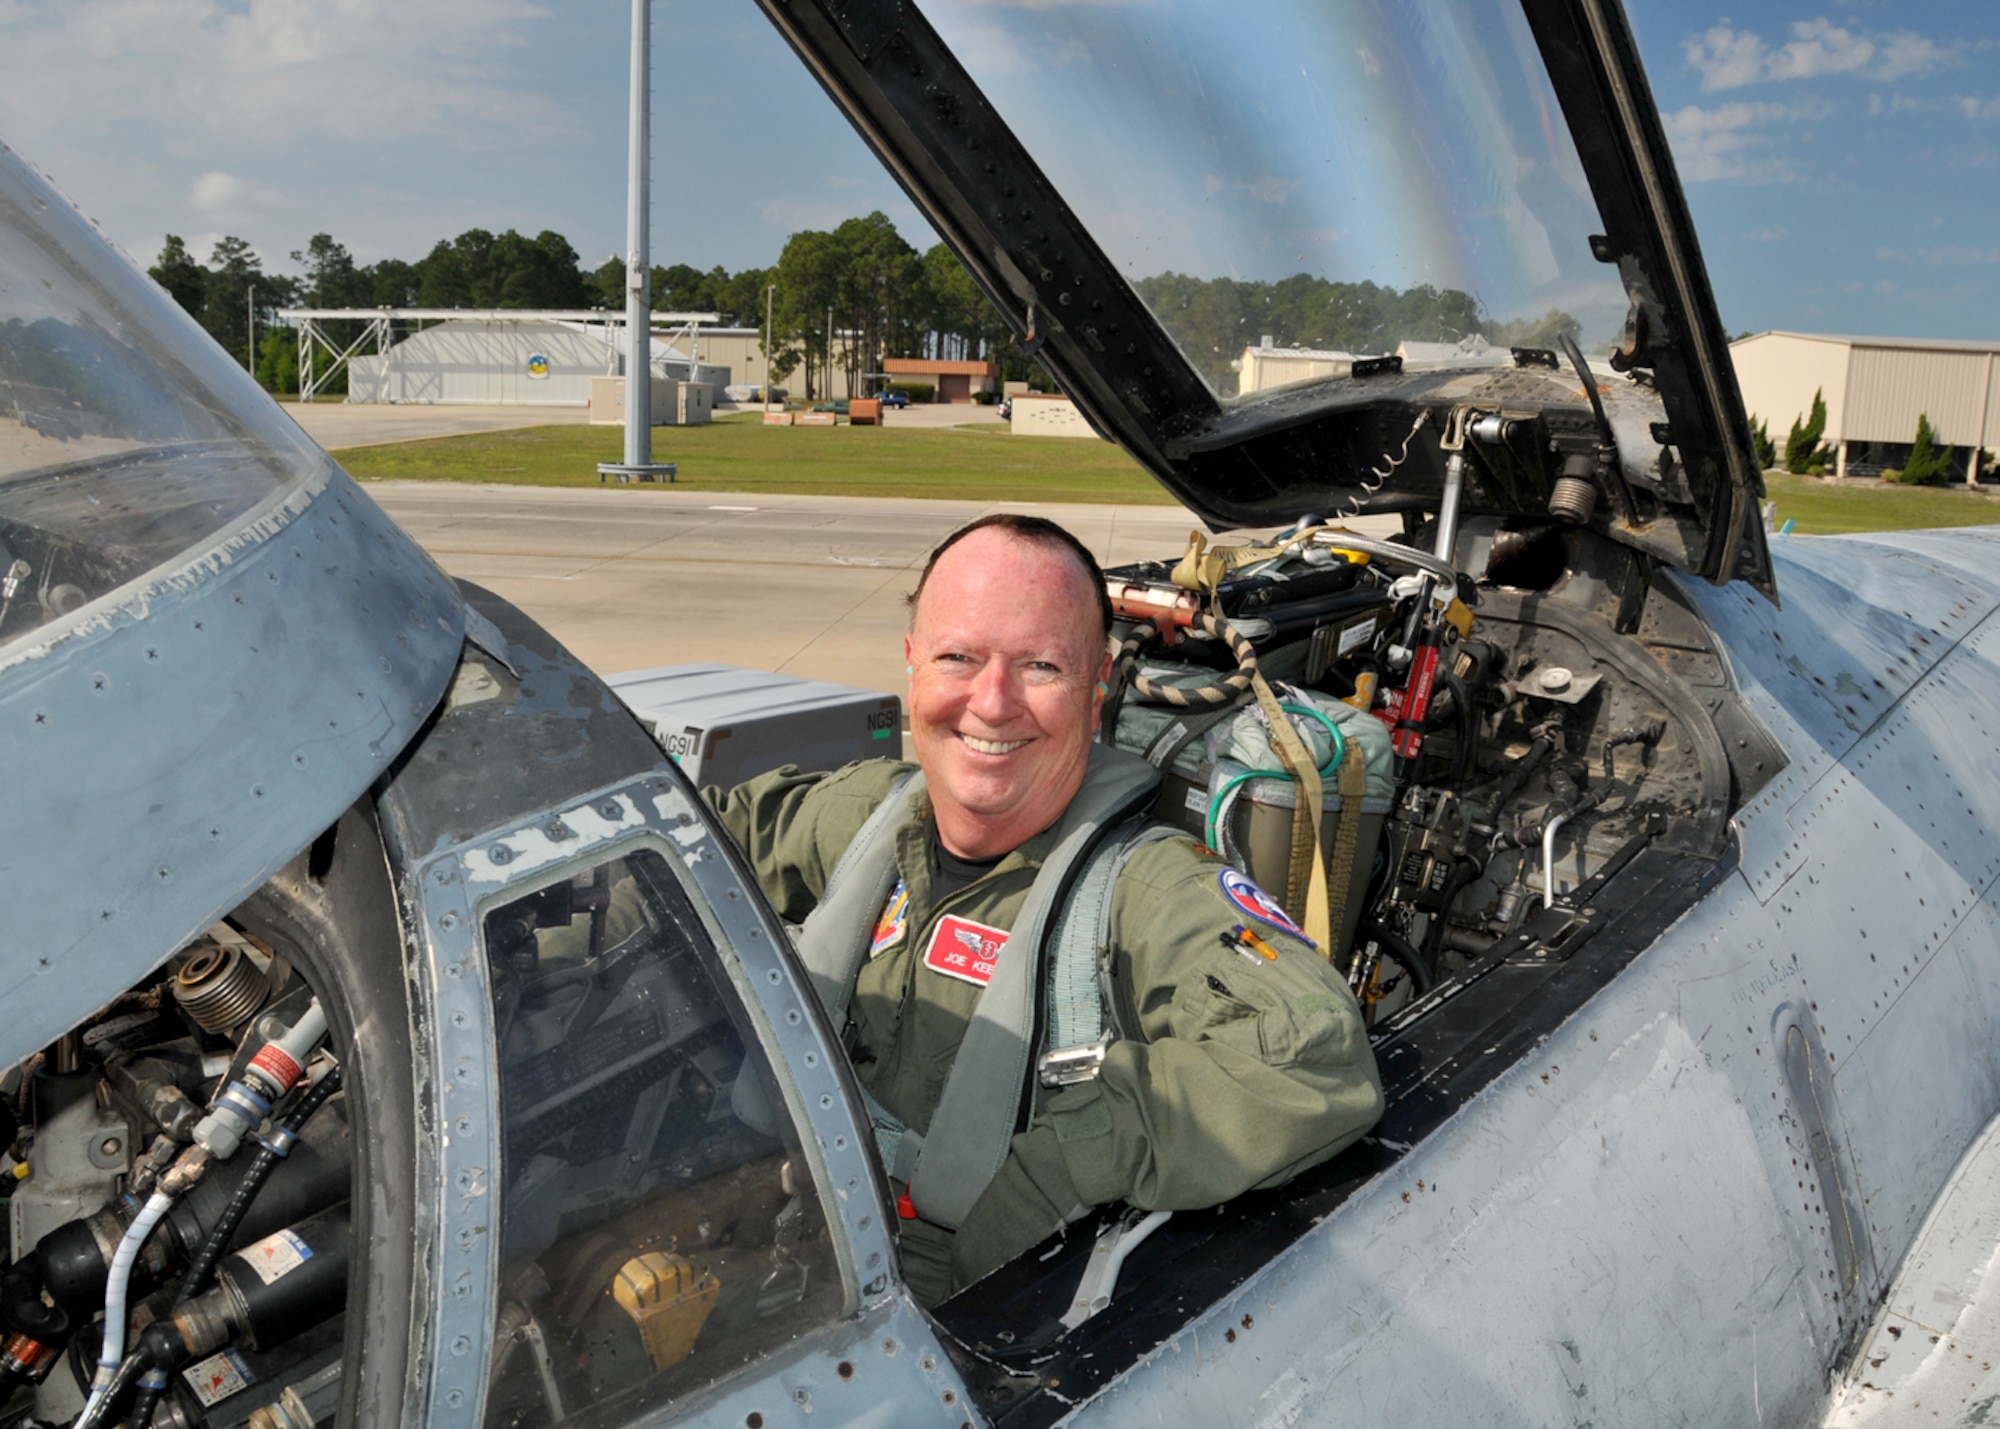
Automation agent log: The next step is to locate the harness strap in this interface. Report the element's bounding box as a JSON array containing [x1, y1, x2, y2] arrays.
[[1139, 699, 1244, 773], [859, 1082, 925, 1184], [795, 770, 923, 1028], [905, 747, 1161, 1229], [1046, 821, 1181, 1054], [1326, 736, 1371, 968]]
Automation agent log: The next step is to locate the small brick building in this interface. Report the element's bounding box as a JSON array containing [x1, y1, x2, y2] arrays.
[[883, 357, 998, 403]]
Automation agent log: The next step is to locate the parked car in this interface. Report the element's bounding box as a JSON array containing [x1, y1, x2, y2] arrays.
[[878, 391, 911, 408]]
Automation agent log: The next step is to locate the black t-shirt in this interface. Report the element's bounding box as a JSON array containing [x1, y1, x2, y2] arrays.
[[928, 828, 1004, 904]]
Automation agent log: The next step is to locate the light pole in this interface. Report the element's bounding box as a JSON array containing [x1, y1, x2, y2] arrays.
[[764, 283, 776, 416], [597, 0, 676, 484]]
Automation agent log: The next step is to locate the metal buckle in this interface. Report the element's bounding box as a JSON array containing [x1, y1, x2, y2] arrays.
[[1038, 1029, 1116, 1088]]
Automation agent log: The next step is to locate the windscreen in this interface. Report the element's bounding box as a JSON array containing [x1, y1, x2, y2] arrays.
[[0, 145, 328, 652], [923, 0, 1628, 396]]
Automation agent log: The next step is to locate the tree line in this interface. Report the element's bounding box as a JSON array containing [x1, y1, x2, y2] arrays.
[[1134, 272, 1582, 391], [148, 219, 1571, 400]]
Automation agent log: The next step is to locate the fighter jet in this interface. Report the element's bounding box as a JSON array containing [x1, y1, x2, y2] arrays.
[[4, 0, 2000, 1425]]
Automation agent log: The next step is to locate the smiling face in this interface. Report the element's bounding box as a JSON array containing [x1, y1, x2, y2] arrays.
[[904, 527, 1112, 859]]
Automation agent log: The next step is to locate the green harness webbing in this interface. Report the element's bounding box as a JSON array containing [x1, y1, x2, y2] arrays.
[[797, 746, 1162, 1229], [1043, 820, 1181, 1055]]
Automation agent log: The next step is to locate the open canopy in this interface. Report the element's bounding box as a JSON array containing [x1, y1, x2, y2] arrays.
[[757, 0, 1774, 598]]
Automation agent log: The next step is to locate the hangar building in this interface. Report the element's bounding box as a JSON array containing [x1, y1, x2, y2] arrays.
[[1730, 331, 1999, 482], [280, 309, 731, 408], [344, 316, 727, 407]]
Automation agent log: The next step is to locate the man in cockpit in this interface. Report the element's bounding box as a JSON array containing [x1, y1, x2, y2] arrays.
[[708, 514, 1383, 1307]]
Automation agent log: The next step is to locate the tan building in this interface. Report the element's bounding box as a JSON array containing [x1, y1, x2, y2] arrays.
[[695, 327, 871, 403], [1008, 392, 1103, 440], [1731, 331, 2000, 483], [1236, 340, 1356, 396], [883, 357, 998, 403]]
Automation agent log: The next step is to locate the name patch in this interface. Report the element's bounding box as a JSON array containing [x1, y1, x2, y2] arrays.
[[923, 915, 1009, 987], [1219, 868, 1313, 946], [870, 879, 909, 957]]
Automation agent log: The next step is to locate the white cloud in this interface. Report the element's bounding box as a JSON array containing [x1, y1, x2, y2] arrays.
[[189, 171, 285, 224], [1745, 225, 1789, 242], [1203, 173, 1300, 206], [1662, 99, 1832, 183], [1686, 23, 1767, 91], [1877, 244, 2000, 266], [1767, 19, 1879, 81], [1960, 96, 2000, 122], [0, 0, 557, 151], [1685, 18, 1952, 92]]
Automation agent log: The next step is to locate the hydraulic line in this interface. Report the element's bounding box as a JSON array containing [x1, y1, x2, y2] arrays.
[[79, 1000, 330, 1426], [72, 1347, 149, 1429], [1481, 730, 1553, 826], [125, 1065, 347, 1429], [1420, 855, 1485, 973], [1425, 669, 1478, 787], [1539, 790, 1604, 906], [81, 1187, 175, 1417], [176, 1065, 344, 1305]]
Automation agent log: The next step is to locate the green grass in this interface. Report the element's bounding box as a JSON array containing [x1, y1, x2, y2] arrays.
[[1761, 472, 2000, 536], [331, 413, 1175, 504], [330, 419, 2000, 530]]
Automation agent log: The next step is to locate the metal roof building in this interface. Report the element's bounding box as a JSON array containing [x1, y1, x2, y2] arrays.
[[1730, 331, 1999, 482], [277, 309, 730, 407]]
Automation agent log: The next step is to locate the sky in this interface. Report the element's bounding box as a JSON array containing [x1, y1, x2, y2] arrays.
[[0, 0, 1993, 340]]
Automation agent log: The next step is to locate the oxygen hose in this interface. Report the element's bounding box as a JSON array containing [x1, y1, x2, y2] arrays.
[[78, 1158, 199, 1424], [118, 1065, 346, 1429], [78, 998, 330, 1429]]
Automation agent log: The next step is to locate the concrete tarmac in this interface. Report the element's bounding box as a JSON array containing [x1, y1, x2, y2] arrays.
[[282, 401, 594, 449], [367, 483, 1400, 708], [285, 398, 1002, 451]]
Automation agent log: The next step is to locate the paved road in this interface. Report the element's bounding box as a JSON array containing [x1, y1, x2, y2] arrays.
[[367, 484, 1399, 725]]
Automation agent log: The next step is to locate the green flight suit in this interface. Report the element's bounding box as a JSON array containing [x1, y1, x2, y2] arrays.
[[706, 758, 1384, 1306]]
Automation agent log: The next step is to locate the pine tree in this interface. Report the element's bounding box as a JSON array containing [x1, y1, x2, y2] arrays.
[[1749, 415, 1775, 470], [1899, 413, 1954, 486], [1784, 389, 1828, 474]]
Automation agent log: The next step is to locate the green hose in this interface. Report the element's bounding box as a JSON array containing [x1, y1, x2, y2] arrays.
[[1204, 704, 1349, 851]]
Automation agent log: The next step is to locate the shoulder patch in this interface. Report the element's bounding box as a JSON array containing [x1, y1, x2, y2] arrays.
[[1218, 868, 1314, 946], [870, 878, 909, 957]]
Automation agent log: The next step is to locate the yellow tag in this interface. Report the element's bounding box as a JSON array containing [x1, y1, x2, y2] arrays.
[[1443, 599, 1474, 639]]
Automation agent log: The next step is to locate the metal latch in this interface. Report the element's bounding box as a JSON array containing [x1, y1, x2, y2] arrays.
[[1039, 1029, 1116, 1088]]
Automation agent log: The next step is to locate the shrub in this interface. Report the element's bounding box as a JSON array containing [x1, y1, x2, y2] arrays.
[[886, 382, 935, 403], [973, 390, 999, 406], [1784, 389, 1828, 474], [1900, 413, 1954, 486], [1748, 414, 1775, 470]]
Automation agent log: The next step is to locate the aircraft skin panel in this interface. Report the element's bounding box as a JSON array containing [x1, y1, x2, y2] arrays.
[[1682, 534, 2000, 904], [0, 469, 465, 1069], [1059, 876, 1833, 1427], [1824, 1106, 2000, 1427], [1043, 530, 2000, 1427], [1803, 603, 2000, 1316]]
